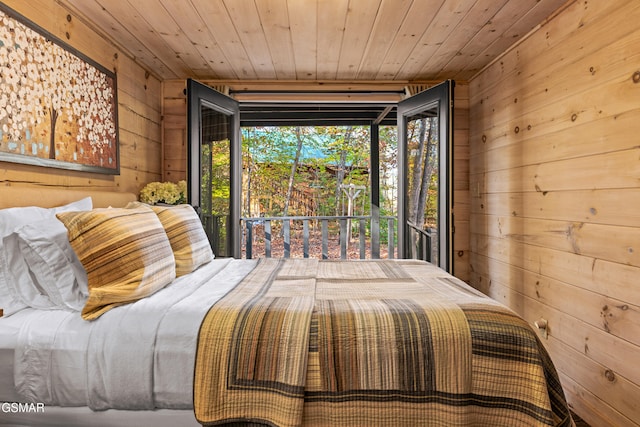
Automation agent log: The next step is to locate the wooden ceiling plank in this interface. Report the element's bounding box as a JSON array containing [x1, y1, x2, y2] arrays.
[[61, 0, 180, 79], [316, 0, 349, 80], [101, 0, 194, 77], [126, 0, 211, 78], [374, 0, 445, 80], [194, 0, 259, 79], [287, 0, 318, 80], [356, 0, 413, 80], [399, 0, 477, 81], [461, 0, 568, 80], [158, 0, 235, 79], [423, 0, 511, 80], [56, 0, 569, 84], [222, 0, 275, 79], [255, 0, 297, 80], [433, 0, 527, 81], [336, 0, 382, 80]]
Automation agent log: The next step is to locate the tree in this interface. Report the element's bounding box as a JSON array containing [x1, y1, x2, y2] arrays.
[[407, 117, 438, 228], [378, 125, 398, 217], [333, 126, 352, 215], [283, 127, 304, 217]]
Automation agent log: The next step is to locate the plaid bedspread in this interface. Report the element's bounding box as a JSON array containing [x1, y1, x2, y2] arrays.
[[194, 259, 574, 427]]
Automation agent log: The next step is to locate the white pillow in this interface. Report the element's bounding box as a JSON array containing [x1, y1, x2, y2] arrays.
[[0, 206, 49, 316], [0, 206, 49, 237], [0, 250, 29, 316], [2, 233, 58, 310], [10, 219, 89, 311], [0, 197, 92, 316]]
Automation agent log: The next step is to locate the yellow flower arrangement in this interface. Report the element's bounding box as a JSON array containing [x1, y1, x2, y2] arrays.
[[139, 180, 187, 205]]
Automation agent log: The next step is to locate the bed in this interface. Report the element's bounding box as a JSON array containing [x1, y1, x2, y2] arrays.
[[0, 187, 575, 427]]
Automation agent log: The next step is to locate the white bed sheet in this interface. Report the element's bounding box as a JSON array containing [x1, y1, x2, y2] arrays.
[[0, 406, 202, 427], [0, 310, 25, 403], [1, 258, 257, 415]]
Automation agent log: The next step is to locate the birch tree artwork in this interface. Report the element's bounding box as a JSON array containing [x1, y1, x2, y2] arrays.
[[0, 6, 118, 173]]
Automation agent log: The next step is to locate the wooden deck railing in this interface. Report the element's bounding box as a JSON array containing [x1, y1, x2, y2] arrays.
[[407, 221, 435, 262], [242, 215, 397, 260]]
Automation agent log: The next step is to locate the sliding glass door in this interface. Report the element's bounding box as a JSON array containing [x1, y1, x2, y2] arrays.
[[397, 80, 454, 272], [187, 79, 241, 258]]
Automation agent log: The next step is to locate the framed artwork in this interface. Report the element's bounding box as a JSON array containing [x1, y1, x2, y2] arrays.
[[0, 4, 119, 175]]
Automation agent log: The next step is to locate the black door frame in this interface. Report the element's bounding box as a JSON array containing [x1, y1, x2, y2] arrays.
[[187, 79, 453, 264], [397, 80, 454, 272], [187, 79, 242, 258]]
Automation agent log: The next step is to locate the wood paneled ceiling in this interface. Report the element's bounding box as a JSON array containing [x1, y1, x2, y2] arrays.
[[60, 0, 568, 83]]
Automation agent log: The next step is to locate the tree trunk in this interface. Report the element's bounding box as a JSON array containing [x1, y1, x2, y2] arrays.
[[245, 133, 254, 217], [334, 126, 352, 215], [416, 117, 435, 227], [409, 118, 427, 224], [283, 127, 304, 217]]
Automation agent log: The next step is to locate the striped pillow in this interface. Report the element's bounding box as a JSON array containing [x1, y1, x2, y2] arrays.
[[142, 203, 214, 276], [56, 206, 176, 320]]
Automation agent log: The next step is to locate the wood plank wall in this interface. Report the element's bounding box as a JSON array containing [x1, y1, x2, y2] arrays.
[[162, 80, 189, 183], [453, 83, 470, 282], [0, 0, 162, 197], [162, 80, 470, 280], [469, 0, 640, 425]]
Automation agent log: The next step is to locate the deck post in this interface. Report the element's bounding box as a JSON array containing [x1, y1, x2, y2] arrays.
[[303, 219, 309, 258], [265, 220, 272, 258], [340, 219, 347, 259], [359, 219, 366, 259], [322, 219, 329, 259], [246, 221, 253, 259], [283, 219, 291, 258]]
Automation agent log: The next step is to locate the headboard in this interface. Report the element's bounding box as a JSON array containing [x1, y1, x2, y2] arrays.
[[0, 186, 137, 209]]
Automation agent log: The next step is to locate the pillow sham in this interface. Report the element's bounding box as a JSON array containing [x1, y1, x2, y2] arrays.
[[0, 205, 47, 317], [2, 234, 55, 311], [56, 205, 176, 320], [0, 197, 92, 317], [11, 219, 89, 311], [128, 202, 214, 276], [0, 206, 49, 237]]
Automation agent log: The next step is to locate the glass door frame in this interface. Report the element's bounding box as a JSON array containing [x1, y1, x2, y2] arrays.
[[397, 80, 454, 272], [187, 79, 242, 258]]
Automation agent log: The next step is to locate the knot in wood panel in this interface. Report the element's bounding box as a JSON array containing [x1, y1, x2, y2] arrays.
[[604, 369, 616, 382], [565, 222, 584, 254]]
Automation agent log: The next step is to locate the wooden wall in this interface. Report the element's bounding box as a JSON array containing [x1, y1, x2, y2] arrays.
[[162, 80, 470, 280], [162, 80, 189, 183], [469, 0, 640, 425], [0, 0, 162, 197], [453, 83, 470, 282]]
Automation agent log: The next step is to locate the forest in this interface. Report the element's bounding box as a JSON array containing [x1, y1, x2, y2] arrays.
[[202, 119, 439, 259], [242, 125, 395, 219]]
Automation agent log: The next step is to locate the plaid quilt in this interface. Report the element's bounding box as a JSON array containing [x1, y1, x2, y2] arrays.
[[194, 258, 574, 427]]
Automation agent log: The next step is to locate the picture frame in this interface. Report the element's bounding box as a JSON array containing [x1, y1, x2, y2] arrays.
[[0, 3, 120, 175]]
